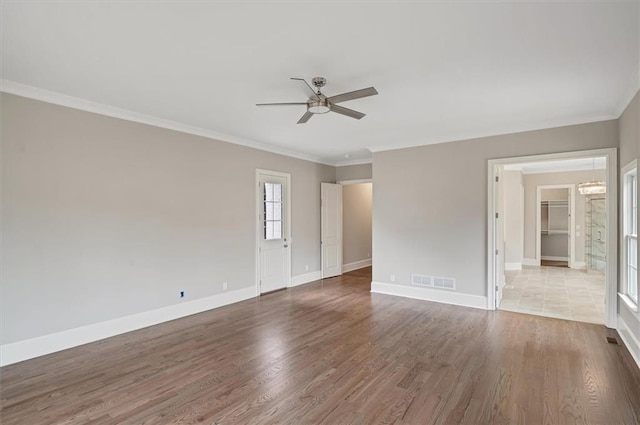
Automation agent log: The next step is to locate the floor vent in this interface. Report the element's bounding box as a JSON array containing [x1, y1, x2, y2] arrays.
[[606, 336, 619, 345], [411, 274, 455, 290]]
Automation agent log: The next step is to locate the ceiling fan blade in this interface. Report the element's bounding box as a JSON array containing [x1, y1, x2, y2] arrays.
[[256, 102, 308, 106], [291, 77, 320, 100], [297, 111, 313, 124], [330, 104, 366, 120], [327, 87, 378, 104]]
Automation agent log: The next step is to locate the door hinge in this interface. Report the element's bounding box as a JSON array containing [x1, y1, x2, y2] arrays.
[[495, 212, 499, 219], [495, 176, 499, 182], [495, 249, 499, 255], [495, 285, 499, 291]]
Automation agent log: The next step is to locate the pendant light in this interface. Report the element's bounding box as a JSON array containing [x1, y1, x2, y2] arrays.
[[578, 158, 606, 195]]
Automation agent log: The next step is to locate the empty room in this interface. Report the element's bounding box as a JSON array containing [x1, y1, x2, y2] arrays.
[[1, 2, 640, 424]]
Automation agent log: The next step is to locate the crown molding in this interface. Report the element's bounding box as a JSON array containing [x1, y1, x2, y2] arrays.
[[0, 79, 336, 167], [367, 113, 618, 154], [334, 158, 373, 167]]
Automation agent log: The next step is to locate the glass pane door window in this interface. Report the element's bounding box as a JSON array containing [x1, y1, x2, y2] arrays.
[[264, 182, 283, 240]]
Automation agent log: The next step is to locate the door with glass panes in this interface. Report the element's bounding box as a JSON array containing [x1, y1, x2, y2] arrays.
[[258, 171, 290, 293]]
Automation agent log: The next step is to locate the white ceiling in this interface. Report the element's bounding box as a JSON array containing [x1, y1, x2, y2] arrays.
[[1, 1, 639, 165], [503, 157, 606, 174]]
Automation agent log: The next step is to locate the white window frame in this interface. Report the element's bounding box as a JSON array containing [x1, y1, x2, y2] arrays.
[[621, 159, 638, 311]]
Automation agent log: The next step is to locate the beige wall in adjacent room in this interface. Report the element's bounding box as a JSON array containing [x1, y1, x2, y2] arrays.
[[342, 183, 372, 266], [522, 169, 606, 264], [336, 163, 372, 182], [1, 93, 335, 345], [502, 170, 523, 265], [373, 120, 618, 297]]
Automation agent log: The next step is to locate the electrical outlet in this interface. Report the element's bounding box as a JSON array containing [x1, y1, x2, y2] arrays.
[[390, 274, 396, 282], [222, 281, 228, 291], [367, 252, 370, 258], [305, 265, 309, 272], [180, 291, 185, 298]]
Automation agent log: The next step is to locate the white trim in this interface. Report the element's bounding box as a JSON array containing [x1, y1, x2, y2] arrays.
[[536, 184, 576, 269], [256, 169, 292, 294], [0, 286, 256, 367], [334, 158, 373, 167], [505, 262, 522, 271], [522, 258, 538, 266], [338, 179, 372, 185], [620, 293, 639, 313], [343, 258, 372, 273], [0, 80, 334, 166], [290, 271, 322, 287], [617, 313, 640, 370], [541, 256, 569, 262], [371, 281, 487, 310], [621, 159, 638, 307], [487, 148, 618, 329]]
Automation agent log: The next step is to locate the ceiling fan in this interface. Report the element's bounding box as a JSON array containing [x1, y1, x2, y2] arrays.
[[257, 77, 378, 124]]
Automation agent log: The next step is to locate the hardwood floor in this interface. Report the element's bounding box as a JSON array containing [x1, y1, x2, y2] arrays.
[[1, 267, 639, 424]]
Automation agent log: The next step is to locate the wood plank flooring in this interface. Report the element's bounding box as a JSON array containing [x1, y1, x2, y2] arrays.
[[1, 267, 639, 424]]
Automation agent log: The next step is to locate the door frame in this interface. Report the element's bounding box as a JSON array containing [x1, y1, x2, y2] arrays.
[[255, 169, 292, 295], [536, 184, 576, 268], [487, 148, 618, 328]]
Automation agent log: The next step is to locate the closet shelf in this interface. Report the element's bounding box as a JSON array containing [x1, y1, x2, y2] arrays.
[[541, 230, 569, 235]]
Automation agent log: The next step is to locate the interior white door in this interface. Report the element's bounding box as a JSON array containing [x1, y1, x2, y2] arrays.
[[495, 167, 505, 308], [258, 172, 290, 293], [321, 182, 343, 278]]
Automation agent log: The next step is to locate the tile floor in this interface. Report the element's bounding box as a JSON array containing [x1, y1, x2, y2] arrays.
[[500, 266, 606, 324]]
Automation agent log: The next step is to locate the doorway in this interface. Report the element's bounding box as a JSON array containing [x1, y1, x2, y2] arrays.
[[321, 179, 373, 279], [488, 149, 617, 327], [256, 169, 291, 294], [537, 185, 575, 268]]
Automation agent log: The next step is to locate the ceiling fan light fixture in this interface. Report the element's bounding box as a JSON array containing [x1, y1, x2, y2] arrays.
[[308, 100, 330, 114]]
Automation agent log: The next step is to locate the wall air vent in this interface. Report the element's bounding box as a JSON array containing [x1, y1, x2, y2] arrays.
[[411, 274, 433, 287], [411, 274, 456, 290]]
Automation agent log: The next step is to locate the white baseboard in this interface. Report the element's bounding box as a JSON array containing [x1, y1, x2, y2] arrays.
[[371, 281, 487, 310], [0, 286, 257, 367], [522, 258, 538, 266], [505, 262, 522, 271], [572, 261, 586, 270], [541, 256, 569, 261], [290, 271, 322, 287], [617, 314, 640, 370], [343, 258, 372, 273]]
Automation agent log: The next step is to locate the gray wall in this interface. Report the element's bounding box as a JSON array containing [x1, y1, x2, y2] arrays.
[[336, 163, 372, 182], [373, 120, 618, 297], [1, 93, 335, 344], [618, 90, 640, 345], [522, 170, 606, 263], [342, 183, 372, 266]]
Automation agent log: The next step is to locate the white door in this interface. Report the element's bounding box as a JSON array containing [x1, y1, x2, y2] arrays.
[[321, 182, 343, 278], [495, 167, 505, 308], [258, 171, 290, 293]]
